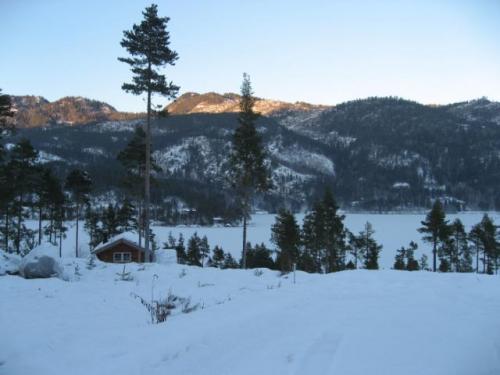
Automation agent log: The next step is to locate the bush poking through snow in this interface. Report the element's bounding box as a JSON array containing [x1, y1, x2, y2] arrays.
[[178, 269, 187, 278], [266, 281, 281, 290], [74, 264, 82, 278], [115, 265, 133, 281], [132, 291, 200, 324], [86, 255, 97, 270], [253, 269, 264, 277]]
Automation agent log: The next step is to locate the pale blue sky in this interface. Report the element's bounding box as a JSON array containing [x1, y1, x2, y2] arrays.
[[1, 0, 499, 112]]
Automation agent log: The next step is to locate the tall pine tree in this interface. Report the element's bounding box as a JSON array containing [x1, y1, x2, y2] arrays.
[[418, 200, 449, 272], [271, 209, 301, 273], [302, 201, 325, 272], [322, 189, 347, 272], [8, 139, 39, 254], [229, 73, 270, 268], [469, 223, 484, 273], [119, 3, 179, 262]]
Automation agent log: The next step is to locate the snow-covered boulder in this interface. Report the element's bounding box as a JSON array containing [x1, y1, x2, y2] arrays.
[[19, 243, 62, 279], [0, 251, 22, 276]]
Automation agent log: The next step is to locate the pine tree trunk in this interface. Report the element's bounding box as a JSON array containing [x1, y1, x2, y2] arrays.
[[144, 89, 151, 262], [432, 240, 437, 272], [59, 229, 62, 258], [5, 210, 9, 252], [38, 205, 42, 245], [16, 194, 23, 254], [75, 202, 79, 258], [49, 208, 54, 243], [138, 200, 142, 246], [242, 214, 247, 269], [476, 245, 479, 273]]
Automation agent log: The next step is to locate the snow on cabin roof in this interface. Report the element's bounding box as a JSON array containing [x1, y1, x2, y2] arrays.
[[92, 232, 145, 254]]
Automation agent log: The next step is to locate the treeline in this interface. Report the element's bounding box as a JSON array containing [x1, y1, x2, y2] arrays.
[[164, 193, 500, 276], [0, 137, 95, 255], [416, 200, 499, 274]]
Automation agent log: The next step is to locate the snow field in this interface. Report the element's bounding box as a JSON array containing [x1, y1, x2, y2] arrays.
[[1, 261, 499, 375]]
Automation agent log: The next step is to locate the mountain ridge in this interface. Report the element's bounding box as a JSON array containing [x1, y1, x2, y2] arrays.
[[11, 92, 500, 128], [11, 95, 142, 128]]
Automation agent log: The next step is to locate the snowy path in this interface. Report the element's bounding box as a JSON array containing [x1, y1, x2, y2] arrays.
[[1, 262, 499, 375]]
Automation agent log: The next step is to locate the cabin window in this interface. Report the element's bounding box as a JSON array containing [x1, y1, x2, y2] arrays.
[[113, 252, 132, 263]]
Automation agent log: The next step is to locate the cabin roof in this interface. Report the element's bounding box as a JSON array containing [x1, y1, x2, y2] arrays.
[[92, 232, 145, 255]]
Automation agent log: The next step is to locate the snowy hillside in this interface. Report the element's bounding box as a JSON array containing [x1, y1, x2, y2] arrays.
[[1, 260, 499, 375]]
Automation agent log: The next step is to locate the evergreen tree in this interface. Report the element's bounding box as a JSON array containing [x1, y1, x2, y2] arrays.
[[322, 189, 348, 272], [405, 241, 420, 271], [84, 207, 101, 250], [174, 233, 186, 264], [393, 247, 406, 270], [271, 209, 300, 273], [222, 253, 239, 269], [357, 222, 382, 270], [448, 219, 468, 272], [418, 200, 449, 272], [102, 204, 120, 242], [117, 199, 137, 233], [0, 89, 14, 136], [301, 201, 325, 272], [393, 241, 419, 271], [0, 160, 15, 252], [186, 232, 202, 266], [119, 3, 179, 262], [438, 258, 450, 273], [229, 73, 270, 268], [245, 242, 275, 269], [479, 214, 498, 274], [469, 223, 484, 273], [65, 169, 92, 257], [210, 245, 225, 268], [297, 248, 316, 273], [8, 139, 39, 254]]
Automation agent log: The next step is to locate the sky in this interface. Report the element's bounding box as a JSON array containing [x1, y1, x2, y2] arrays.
[[1, 0, 499, 112]]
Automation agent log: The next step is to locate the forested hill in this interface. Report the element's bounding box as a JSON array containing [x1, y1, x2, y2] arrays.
[[7, 94, 500, 217]]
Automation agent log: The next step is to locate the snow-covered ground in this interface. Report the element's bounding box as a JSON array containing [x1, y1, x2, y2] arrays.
[[38, 212, 500, 269], [1, 260, 499, 375]]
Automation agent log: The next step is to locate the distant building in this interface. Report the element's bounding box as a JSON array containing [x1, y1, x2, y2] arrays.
[[213, 217, 224, 226]]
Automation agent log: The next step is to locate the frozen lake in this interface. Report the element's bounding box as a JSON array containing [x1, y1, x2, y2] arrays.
[[154, 212, 499, 269]]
